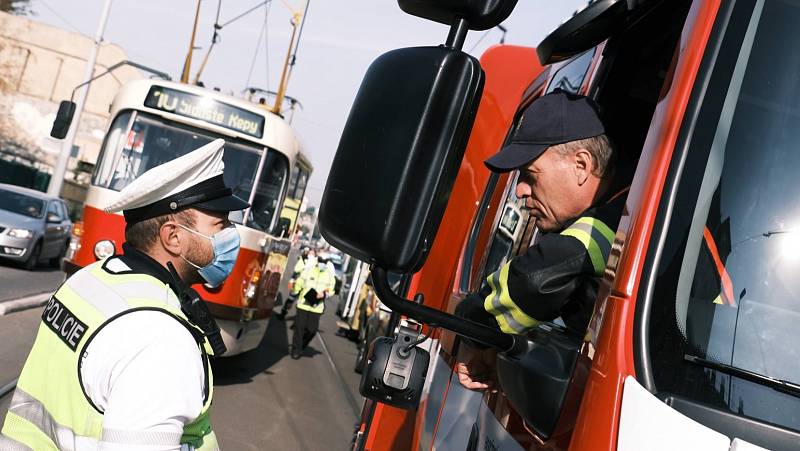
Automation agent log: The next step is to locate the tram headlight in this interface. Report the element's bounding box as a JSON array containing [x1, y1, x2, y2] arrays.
[[93, 240, 115, 260]]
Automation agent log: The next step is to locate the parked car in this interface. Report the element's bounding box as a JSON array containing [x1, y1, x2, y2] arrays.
[[0, 183, 73, 270]]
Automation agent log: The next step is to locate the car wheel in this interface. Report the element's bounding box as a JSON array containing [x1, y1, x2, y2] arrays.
[[49, 239, 69, 268], [24, 241, 42, 270]]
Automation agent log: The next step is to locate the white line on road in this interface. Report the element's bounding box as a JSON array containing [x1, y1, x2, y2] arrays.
[[0, 292, 51, 316]]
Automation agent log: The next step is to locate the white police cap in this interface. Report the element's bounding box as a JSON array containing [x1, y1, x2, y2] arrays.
[[104, 138, 250, 223]]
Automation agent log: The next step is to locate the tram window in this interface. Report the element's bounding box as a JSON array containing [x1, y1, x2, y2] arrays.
[[221, 142, 263, 221], [247, 151, 288, 232], [91, 111, 289, 232], [93, 111, 133, 187], [295, 169, 308, 199]]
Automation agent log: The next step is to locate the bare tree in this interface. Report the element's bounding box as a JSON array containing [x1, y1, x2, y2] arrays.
[[0, 0, 33, 15]]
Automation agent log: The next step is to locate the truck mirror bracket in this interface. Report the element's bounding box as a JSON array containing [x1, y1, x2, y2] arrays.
[[370, 266, 518, 353]]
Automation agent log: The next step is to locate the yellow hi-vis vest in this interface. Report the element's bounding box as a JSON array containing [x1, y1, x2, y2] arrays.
[[295, 265, 336, 314], [0, 258, 218, 451]]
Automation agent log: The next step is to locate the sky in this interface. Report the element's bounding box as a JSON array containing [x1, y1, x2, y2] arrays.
[[28, 0, 587, 207]]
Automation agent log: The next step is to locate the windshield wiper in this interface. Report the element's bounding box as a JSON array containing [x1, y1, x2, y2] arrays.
[[684, 354, 800, 398]]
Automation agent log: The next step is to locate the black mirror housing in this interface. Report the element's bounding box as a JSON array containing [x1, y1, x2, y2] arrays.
[[495, 326, 583, 439], [319, 47, 484, 273], [537, 0, 628, 65], [51, 101, 76, 139], [398, 0, 518, 30]]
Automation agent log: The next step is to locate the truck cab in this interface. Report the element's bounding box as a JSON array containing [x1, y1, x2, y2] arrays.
[[323, 0, 800, 449]]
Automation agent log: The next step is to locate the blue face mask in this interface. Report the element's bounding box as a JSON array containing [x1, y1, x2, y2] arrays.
[[179, 224, 241, 288]]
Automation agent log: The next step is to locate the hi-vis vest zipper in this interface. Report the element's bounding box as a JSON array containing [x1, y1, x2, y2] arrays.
[[0, 257, 219, 451]]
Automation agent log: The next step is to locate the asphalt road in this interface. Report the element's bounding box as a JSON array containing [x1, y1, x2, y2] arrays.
[[0, 261, 64, 301], [0, 251, 365, 450]]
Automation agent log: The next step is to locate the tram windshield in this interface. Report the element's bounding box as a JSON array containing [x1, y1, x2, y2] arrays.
[[92, 111, 287, 232]]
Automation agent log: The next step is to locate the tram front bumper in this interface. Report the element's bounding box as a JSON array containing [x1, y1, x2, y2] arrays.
[[216, 317, 268, 357]]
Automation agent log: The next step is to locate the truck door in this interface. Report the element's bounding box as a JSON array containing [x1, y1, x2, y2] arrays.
[[423, 44, 598, 451]]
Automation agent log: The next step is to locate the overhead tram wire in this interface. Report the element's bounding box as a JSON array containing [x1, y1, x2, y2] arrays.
[[246, 13, 268, 89], [195, 0, 274, 85]]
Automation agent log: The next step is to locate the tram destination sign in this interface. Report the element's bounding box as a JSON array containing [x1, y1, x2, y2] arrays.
[[144, 86, 265, 138]]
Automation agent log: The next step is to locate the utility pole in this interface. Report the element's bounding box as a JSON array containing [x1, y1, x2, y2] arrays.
[[47, 0, 113, 197], [181, 0, 203, 84]]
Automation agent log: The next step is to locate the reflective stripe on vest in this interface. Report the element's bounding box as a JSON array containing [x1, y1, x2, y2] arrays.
[[483, 262, 541, 334], [560, 216, 615, 276], [482, 215, 615, 335], [0, 258, 218, 451]]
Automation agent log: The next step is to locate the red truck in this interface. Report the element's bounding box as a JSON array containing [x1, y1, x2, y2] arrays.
[[322, 0, 800, 449]]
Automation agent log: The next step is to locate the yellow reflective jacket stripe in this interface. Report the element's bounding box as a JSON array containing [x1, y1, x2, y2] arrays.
[[481, 215, 615, 335], [560, 216, 615, 276], [483, 262, 541, 334]]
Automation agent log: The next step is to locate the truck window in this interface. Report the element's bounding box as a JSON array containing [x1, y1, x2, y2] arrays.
[[645, 0, 800, 434], [545, 49, 594, 94], [478, 173, 535, 283]]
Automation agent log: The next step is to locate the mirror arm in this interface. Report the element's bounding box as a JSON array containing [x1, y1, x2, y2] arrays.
[[69, 60, 172, 102], [371, 266, 518, 353], [444, 16, 470, 50]]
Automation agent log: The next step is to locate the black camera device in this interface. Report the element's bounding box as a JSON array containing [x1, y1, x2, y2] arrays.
[[359, 325, 429, 410]]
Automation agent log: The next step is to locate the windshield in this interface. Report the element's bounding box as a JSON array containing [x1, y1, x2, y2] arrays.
[[647, 0, 800, 430], [0, 189, 44, 219], [92, 111, 288, 232]]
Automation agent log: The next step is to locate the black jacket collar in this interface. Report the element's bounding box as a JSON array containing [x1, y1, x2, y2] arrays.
[[118, 242, 174, 286]]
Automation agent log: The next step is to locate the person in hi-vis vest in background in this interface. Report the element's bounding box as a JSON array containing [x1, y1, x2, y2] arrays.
[[275, 247, 316, 321], [290, 254, 336, 359], [0, 139, 248, 451]]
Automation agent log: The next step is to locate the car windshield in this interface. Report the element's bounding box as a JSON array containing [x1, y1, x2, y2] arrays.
[[647, 0, 800, 431], [92, 111, 288, 232], [0, 189, 45, 219]]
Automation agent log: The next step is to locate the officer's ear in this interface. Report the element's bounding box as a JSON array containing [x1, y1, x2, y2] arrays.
[[573, 148, 593, 186], [158, 218, 183, 255]]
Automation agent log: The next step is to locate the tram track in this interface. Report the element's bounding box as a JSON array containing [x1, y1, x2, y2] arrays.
[[316, 330, 361, 418]]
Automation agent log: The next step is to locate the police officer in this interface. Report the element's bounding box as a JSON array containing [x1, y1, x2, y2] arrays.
[[275, 248, 316, 320], [0, 139, 248, 450], [290, 254, 336, 359], [454, 92, 629, 390]]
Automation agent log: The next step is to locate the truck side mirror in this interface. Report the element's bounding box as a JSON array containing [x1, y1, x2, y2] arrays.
[[495, 325, 583, 439], [537, 0, 628, 65], [51, 101, 76, 139], [319, 46, 484, 273], [398, 0, 518, 30]]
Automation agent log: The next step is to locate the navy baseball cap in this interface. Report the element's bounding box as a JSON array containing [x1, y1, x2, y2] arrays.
[[485, 91, 606, 172]]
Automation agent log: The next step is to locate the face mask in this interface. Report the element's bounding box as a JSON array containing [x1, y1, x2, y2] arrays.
[[179, 224, 240, 287]]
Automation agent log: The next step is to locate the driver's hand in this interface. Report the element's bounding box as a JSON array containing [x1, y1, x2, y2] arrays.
[[455, 344, 497, 391]]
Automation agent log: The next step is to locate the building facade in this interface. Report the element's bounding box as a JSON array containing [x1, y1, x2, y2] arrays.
[[0, 11, 144, 208]]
